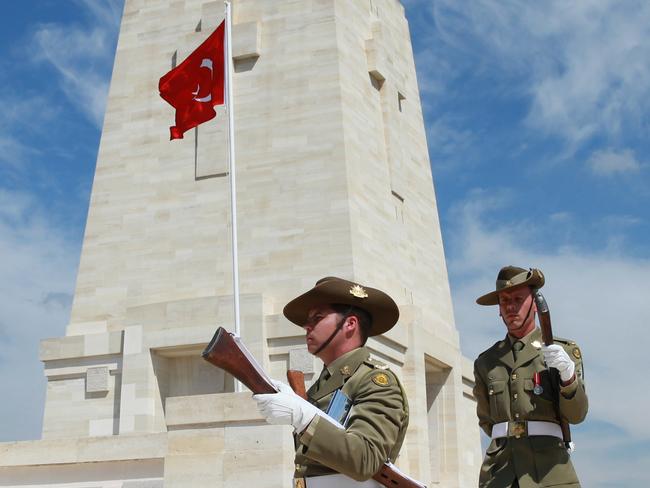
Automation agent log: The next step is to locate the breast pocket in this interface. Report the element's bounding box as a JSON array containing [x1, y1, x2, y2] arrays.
[[523, 377, 558, 420], [488, 380, 507, 420]]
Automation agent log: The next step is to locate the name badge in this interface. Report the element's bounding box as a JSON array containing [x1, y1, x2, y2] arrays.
[[326, 389, 353, 426]]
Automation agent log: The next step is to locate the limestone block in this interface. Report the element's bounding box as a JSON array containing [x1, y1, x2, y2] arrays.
[[43, 358, 120, 379], [166, 428, 224, 456], [123, 481, 164, 488], [40, 331, 123, 362], [39, 335, 85, 361], [84, 331, 123, 357], [165, 392, 263, 428], [233, 21, 261, 61], [266, 314, 302, 338], [0, 434, 166, 466], [89, 418, 114, 436], [67, 320, 109, 336], [201, 1, 224, 31], [289, 347, 313, 373], [146, 325, 216, 350], [86, 366, 110, 393], [164, 429, 225, 486], [222, 445, 289, 488], [365, 38, 387, 83], [0, 460, 163, 487], [123, 326, 144, 355]]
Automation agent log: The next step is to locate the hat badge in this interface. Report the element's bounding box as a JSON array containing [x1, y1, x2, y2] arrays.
[[349, 284, 368, 299]]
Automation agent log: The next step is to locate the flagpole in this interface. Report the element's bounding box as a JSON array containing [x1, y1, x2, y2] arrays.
[[224, 1, 241, 343]]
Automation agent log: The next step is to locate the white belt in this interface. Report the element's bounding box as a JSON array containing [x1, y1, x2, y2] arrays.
[[491, 420, 563, 439], [300, 474, 382, 488]]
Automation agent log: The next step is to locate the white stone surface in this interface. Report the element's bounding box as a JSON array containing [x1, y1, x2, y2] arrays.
[[1, 1, 482, 486], [86, 367, 110, 393]]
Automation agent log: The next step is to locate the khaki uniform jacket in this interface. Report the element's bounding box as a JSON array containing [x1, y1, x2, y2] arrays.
[[294, 347, 409, 481], [473, 328, 588, 488]]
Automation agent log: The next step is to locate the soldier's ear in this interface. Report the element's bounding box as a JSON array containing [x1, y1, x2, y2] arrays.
[[344, 314, 359, 332]]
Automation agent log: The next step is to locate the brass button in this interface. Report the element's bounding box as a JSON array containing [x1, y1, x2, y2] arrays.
[[489, 389, 494, 396], [514, 413, 520, 419], [513, 393, 518, 400], [511, 373, 518, 380]]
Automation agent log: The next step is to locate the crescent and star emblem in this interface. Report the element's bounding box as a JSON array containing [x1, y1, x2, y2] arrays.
[[192, 58, 213, 103]]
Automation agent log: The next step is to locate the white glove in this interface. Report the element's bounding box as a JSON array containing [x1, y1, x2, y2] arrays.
[[254, 390, 322, 432], [542, 344, 575, 383], [270, 379, 295, 395], [254, 379, 344, 432]]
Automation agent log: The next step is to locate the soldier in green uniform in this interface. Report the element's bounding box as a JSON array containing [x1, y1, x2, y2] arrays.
[[254, 277, 409, 487], [473, 266, 588, 487]]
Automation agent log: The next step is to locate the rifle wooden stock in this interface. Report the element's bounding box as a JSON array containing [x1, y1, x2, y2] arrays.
[[286, 370, 426, 488], [375, 462, 426, 488], [202, 327, 278, 394], [534, 292, 554, 346], [287, 369, 307, 400], [534, 292, 572, 446]]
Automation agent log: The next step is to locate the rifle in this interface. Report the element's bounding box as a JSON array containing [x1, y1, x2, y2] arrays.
[[202, 327, 426, 488], [202, 327, 278, 394], [534, 292, 573, 449]]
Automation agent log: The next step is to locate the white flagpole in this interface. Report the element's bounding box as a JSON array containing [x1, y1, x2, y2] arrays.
[[224, 1, 241, 341]]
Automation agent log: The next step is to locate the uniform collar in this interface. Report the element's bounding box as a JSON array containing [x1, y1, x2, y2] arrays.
[[507, 327, 542, 347], [497, 328, 543, 370], [311, 347, 369, 400]]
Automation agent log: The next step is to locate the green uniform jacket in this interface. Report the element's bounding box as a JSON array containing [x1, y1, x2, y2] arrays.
[[473, 328, 588, 488], [294, 347, 409, 481]]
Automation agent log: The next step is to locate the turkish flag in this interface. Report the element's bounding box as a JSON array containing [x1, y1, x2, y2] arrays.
[[159, 21, 225, 140]]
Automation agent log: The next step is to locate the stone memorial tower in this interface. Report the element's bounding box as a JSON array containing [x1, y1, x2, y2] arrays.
[[0, 1, 481, 486]]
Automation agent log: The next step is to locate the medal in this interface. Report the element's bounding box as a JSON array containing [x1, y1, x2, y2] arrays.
[[533, 372, 543, 395]]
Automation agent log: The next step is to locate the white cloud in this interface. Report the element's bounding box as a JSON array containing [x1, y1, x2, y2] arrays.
[[0, 135, 31, 170], [0, 188, 78, 441], [0, 96, 55, 171], [425, 0, 650, 151], [74, 0, 124, 27], [587, 148, 642, 176], [30, 0, 123, 127], [426, 117, 476, 172]]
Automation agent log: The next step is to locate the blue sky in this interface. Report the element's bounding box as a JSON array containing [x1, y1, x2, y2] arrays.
[[1, 1, 649, 486]]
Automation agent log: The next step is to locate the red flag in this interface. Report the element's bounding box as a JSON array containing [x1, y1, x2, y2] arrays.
[[159, 22, 225, 140]]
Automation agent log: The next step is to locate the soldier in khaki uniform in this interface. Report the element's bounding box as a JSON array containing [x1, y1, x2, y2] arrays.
[[254, 277, 409, 487], [473, 266, 588, 487]]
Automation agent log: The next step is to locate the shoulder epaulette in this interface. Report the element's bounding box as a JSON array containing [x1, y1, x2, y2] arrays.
[[554, 336, 583, 363], [364, 357, 389, 370], [553, 336, 576, 346]]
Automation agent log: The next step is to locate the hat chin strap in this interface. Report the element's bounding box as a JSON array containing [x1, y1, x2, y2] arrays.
[[313, 313, 349, 356], [502, 296, 535, 335]]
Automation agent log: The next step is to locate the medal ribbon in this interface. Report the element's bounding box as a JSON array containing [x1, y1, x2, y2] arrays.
[[533, 372, 543, 395]]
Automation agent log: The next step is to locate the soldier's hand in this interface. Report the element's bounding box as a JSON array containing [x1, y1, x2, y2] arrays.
[[542, 345, 575, 383], [271, 379, 294, 394], [253, 391, 321, 432]]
